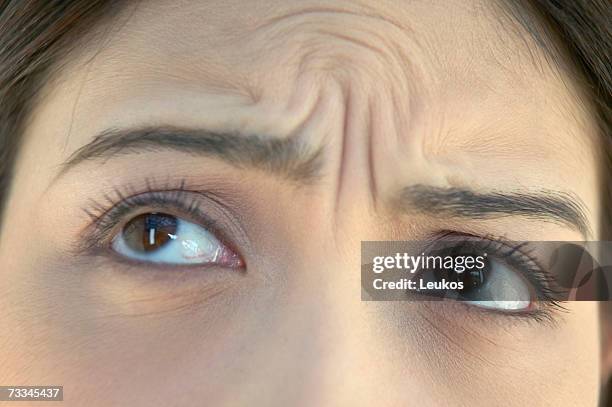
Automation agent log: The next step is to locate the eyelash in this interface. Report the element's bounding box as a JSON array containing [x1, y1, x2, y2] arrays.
[[428, 231, 568, 323], [80, 181, 227, 256], [80, 181, 568, 323]]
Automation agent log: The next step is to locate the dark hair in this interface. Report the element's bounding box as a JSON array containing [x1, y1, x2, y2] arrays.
[[0, 0, 120, 223]]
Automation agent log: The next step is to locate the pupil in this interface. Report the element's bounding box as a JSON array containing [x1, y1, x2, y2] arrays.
[[458, 268, 486, 291], [431, 257, 489, 292], [123, 213, 178, 252]]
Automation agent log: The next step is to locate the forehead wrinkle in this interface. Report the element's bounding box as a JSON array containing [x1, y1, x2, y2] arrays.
[[251, 4, 417, 36], [248, 5, 427, 70], [244, 2, 571, 103], [72, 1, 563, 99], [243, 5, 434, 123], [71, 1, 553, 108]]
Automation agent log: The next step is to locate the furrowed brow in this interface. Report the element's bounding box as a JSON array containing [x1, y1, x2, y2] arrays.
[[60, 126, 324, 183], [398, 184, 591, 237]]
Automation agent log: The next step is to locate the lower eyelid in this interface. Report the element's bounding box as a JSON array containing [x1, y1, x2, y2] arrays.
[[85, 263, 244, 317], [86, 251, 248, 286], [423, 300, 565, 328]]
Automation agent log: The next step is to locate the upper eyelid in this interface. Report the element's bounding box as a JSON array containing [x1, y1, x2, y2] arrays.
[[78, 189, 225, 255], [84, 192, 193, 233]]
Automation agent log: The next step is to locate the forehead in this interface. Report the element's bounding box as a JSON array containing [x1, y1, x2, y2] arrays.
[[35, 0, 599, 190], [79, 0, 555, 97], [57, 0, 595, 137]]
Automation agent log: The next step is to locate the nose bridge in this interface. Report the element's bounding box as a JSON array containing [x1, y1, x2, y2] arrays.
[[238, 19, 424, 399], [274, 236, 384, 405], [269, 23, 406, 343]]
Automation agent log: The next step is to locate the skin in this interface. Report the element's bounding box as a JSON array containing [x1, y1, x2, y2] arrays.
[[0, 0, 606, 405]]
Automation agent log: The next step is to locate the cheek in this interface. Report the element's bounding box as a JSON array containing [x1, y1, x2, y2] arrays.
[[513, 304, 599, 405], [0, 257, 250, 399], [366, 301, 600, 405], [0, 245, 325, 402], [475, 302, 600, 405], [551, 302, 601, 399]]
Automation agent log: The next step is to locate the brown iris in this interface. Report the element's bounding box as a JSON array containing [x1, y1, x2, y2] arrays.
[[122, 213, 178, 252]]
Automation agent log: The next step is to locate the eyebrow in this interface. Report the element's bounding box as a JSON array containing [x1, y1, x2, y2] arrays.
[[61, 126, 324, 183], [398, 185, 591, 237], [61, 127, 591, 235]]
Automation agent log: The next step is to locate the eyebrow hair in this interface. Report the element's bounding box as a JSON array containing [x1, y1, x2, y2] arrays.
[[399, 185, 591, 236], [61, 128, 591, 235], [61, 126, 324, 183]]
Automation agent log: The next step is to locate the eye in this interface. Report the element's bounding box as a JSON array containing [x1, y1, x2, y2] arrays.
[[417, 258, 533, 312], [112, 212, 243, 267], [411, 234, 566, 313], [458, 259, 532, 311]]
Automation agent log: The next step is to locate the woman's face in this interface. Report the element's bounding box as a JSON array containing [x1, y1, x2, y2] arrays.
[[0, 0, 603, 405]]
